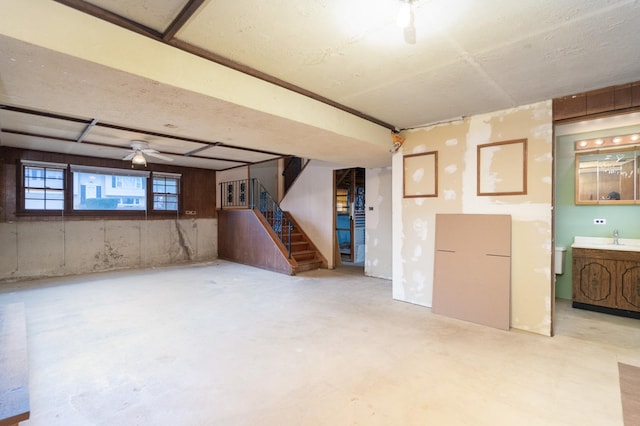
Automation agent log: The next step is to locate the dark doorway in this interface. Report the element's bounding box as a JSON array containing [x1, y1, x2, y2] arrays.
[[334, 168, 365, 265]]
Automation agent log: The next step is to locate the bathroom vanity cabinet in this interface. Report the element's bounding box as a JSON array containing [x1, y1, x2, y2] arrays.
[[572, 247, 640, 318]]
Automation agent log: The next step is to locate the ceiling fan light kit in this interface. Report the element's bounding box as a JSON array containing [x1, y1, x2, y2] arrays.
[[131, 151, 147, 166], [122, 140, 173, 167]]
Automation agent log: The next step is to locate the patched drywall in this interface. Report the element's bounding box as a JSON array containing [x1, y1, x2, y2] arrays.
[[392, 101, 553, 335], [0, 218, 217, 281], [365, 167, 392, 279]]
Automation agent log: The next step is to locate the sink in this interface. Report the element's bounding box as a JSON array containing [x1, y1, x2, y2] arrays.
[[571, 236, 640, 252]]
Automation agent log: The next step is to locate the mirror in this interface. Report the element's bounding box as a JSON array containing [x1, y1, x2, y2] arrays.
[[575, 148, 639, 204]]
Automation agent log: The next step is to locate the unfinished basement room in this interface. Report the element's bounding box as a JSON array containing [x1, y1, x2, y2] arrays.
[[1, 1, 640, 425]]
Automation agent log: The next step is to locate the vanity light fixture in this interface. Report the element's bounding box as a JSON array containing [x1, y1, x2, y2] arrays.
[[575, 133, 640, 151]]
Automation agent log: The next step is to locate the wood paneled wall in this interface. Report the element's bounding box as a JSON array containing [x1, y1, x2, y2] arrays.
[[0, 147, 216, 222], [553, 81, 640, 122]]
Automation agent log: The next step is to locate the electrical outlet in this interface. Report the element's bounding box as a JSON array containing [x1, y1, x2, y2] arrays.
[[593, 218, 606, 225]]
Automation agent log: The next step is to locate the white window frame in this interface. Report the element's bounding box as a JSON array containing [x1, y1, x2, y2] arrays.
[[152, 172, 181, 212], [22, 160, 67, 211], [69, 165, 150, 211]]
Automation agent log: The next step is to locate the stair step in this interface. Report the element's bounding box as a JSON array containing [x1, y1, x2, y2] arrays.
[[290, 233, 305, 243], [290, 241, 310, 251], [294, 259, 323, 273], [292, 250, 318, 262]]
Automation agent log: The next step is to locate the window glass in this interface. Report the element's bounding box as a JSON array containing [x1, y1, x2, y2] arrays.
[[72, 171, 146, 210], [152, 176, 179, 211], [24, 166, 65, 210]]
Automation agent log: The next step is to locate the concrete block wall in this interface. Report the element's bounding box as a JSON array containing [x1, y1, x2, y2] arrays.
[[0, 218, 217, 281]]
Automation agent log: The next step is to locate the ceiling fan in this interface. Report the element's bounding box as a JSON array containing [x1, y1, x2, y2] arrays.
[[122, 140, 173, 166]]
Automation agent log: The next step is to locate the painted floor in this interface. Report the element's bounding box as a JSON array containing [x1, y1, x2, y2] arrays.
[[0, 260, 637, 425]]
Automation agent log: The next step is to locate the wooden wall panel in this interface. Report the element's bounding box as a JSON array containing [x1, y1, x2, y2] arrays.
[[217, 209, 292, 275], [553, 94, 586, 120], [553, 80, 640, 122], [586, 88, 615, 115], [0, 147, 216, 221], [614, 84, 633, 109]]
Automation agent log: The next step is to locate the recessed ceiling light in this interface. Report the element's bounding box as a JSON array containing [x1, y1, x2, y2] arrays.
[[595, 139, 604, 145], [612, 137, 622, 144], [578, 141, 588, 147], [631, 134, 639, 141]]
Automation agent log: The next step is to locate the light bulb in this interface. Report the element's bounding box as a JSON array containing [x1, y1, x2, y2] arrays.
[[396, 1, 412, 28], [132, 152, 147, 165]]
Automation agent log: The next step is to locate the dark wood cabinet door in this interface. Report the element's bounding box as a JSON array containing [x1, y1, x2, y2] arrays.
[[573, 258, 615, 307], [618, 262, 640, 311]]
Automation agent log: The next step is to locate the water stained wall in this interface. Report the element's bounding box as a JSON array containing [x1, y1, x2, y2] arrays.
[[393, 101, 553, 335]]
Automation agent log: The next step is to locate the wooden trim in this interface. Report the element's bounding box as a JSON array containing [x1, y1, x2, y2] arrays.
[[162, 0, 206, 41], [403, 151, 438, 198], [53, 0, 163, 39], [477, 139, 527, 196]]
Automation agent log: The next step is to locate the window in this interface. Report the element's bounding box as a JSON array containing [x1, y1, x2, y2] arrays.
[[22, 161, 66, 210], [152, 172, 180, 211], [70, 165, 149, 210]]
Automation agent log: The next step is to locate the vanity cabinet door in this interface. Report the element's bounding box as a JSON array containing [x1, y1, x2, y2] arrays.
[[573, 257, 616, 308], [617, 262, 640, 312]]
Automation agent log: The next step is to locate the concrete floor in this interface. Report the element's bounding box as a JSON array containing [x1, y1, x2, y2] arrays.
[[0, 260, 638, 426]]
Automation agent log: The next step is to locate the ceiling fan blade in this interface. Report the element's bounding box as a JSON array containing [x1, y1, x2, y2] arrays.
[[122, 152, 136, 161], [146, 151, 173, 162]]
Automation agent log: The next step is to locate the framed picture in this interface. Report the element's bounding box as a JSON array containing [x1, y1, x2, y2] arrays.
[[403, 151, 438, 198], [477, 139, 527, 196]]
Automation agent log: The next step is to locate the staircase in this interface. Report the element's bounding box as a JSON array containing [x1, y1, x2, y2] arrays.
[[219, 178, 325, 275], [286, 216, 324, 273]]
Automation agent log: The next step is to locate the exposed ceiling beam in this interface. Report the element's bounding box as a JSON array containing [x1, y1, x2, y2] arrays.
[[51, 0, 397, 131], [52, 0, 163, 39], [76, 118, 98, 143], [162, 0, 206, 42]]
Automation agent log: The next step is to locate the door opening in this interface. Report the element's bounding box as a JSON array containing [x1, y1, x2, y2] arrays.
[[334, 168, 365, 266]]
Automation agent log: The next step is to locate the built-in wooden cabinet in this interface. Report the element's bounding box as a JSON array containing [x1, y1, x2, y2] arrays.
[[572, 247, 640, 318]]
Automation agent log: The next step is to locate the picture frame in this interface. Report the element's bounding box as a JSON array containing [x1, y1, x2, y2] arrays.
[[477, 139, 527, 196], [403, 151, 438, 198]]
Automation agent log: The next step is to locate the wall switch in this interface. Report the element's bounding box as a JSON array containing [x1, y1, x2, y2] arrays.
[[593, 218, 606, 224]]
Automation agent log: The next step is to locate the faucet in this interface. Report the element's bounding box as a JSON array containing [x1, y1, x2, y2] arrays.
[[613, 229, 619, 245]]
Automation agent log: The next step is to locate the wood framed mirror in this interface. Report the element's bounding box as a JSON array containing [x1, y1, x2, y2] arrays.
[[575, 148, 639, 204]]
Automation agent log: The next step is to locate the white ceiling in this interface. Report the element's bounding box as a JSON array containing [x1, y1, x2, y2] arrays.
[[1, 0, 640, 170]]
